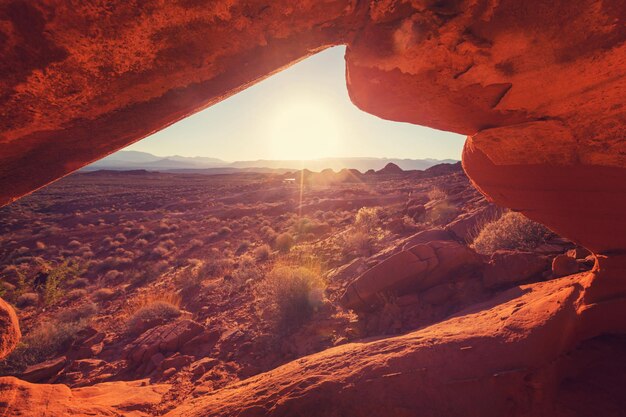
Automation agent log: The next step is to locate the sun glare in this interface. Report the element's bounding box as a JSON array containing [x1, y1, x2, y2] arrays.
[[267, 96, 344, 160]]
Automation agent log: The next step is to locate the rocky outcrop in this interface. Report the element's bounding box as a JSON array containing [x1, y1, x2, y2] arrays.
[[340, 240, 482, 311], [162, 276, 625, 417], [482, 251, 550, 289], [124, 319, 205, 376], [0, 376, 169, 416], [20, 356, 67, 383]]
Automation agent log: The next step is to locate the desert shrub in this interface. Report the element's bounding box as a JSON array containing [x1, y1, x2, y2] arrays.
[[254, 244, 271, 261], [354, 207, 380, 230], [134, 238, 148, 248], [0, 282, 14, 299], [160, 239, 176, 249], [260, 266, 326, 331], [138, 230, 156, 240], [200, 257, 233, 278], [342, 230, 373, 257], [175, 267, 202, 291], [275, 232, 294, 253], [57, 302, 97, 322], [67, 240, 81, 249], [43, 259, 84, 306], [67, 278, 89, 290], [232, 255, 262, 283], [427, 187, 447, 201], [235, 240, 251, 255], [0, 316, 91, 373], [472, 211, 552, 255], [151, 245, 170, 259], [218, 226, 232, 236], [92, 288, 115, 302], [425, 200, 458, 225], [189, 238, 203, 249], [129, 261, 169, 287], [260, 226, 277, 243], [16, 292, 39, 308], [66, 288, 87, 301], [127, 301, 181, 335], [291, 217, 316, 235], [102, 270, 122, 284]]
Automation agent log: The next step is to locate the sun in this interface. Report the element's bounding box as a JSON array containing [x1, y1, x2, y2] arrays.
[[267, 96, 343, 160]]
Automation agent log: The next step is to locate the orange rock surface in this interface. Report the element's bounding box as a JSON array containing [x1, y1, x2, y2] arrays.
[[0, 0, 625, 416], [0, 298, 20, 360]]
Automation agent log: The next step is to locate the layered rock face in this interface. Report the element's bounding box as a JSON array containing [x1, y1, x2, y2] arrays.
[[0, 0, 625, 415]]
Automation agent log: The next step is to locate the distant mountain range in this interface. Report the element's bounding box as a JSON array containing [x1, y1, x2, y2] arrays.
[[84, 151, 458, 173]]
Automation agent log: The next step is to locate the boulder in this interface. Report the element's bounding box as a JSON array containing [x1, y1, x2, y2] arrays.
[[160, 354, 194, 372], [124, 319, 204, 373], [325, 257, 368, 285], [552, 254, 580, 278], [21, 356, 67, 383], [0, 376, 169, 416], [0, 298, 20, 359], [483, 251, 550, 289], [180, 329, 221, 357], [567, 247, 593, 260], [340, 240, 482, 311]]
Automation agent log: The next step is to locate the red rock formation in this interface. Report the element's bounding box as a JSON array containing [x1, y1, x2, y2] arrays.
[[0, 298, 20, 360], [0, 376, 169, 416], [0, 0, 625, 415], [340, 240, 482, 311]]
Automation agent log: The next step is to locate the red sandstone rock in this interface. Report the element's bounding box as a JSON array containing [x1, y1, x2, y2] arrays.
[[552, 254, 580, 278], [124, 319, 204, 374], [20, 356, 67, 383], [161, 275, 618, 417], [0, 376, 169, 416], [483, 251, 550, 289], [0, 298, 20, 360], [400, 228, 455, 250], [340, 240, 482, 311]]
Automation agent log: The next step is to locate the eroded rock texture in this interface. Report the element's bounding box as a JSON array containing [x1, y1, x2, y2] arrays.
[[0, 0, 625, 416], [0, 298, 20, 359]]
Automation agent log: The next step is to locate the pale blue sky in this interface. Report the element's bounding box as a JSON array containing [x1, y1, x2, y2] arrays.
[[126, 46, 465, 161]]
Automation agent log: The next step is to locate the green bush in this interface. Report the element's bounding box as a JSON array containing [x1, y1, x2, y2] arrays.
[[472, 211, 552, 255], [43, 259, 85, 306]]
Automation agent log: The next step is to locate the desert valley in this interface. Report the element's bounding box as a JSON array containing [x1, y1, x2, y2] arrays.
[[0, 162, 605, 415]]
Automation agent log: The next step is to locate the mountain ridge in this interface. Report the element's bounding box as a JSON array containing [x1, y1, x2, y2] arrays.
[[85, 151, 458, 172]]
